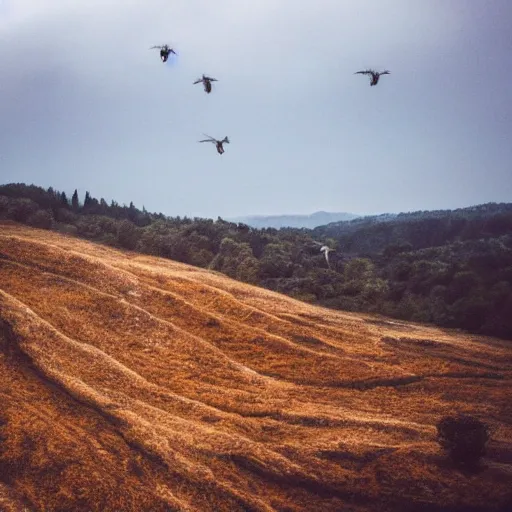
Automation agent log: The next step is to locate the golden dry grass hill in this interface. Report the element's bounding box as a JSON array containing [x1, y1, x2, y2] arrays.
[[0, 222, 511, 512]]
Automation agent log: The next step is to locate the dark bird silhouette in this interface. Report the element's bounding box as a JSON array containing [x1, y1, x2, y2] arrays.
[[193, 74, 218, 94], [198, 134, 230, 155], [355, 69, 390, 86], [150, 44, 177, 63]]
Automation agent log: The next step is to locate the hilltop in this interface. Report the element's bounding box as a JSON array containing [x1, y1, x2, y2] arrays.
[[313, 203, 512, 255], [0, 223, 511, 511]]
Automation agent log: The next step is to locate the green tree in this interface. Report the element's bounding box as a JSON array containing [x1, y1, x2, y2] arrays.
[[60, 192, 70, 208], [116, 220, 140, 250], [259, 243, 293, 278], [27, 209, 54, 229], [7, 198, 39, 222], [437, 415, 489, 470], [344, 258, 374, 281], [128, 201, 137, 223], [71, 189, 79, 212], [448, 271, 480, 302]]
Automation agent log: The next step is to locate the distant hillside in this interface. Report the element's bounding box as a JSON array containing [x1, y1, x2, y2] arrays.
[[228, 210, 359, 229], [313, 204, 512, 255], [1, 183, 512, 340], [1, 224, 511, 511]]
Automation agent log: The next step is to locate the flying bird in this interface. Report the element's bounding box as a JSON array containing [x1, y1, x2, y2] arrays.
[[193, 74, 218, 94], [198, 134, 230, 155], [150, 44, 177, 63], [312, 241, 336, 268], [355, 69, 390, 86], [320, 245, 336, 268]]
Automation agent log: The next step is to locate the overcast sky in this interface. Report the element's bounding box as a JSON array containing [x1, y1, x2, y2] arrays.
[[0, 0, 511, 218]]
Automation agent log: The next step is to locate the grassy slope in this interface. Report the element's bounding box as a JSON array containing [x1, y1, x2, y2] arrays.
[[0, 222, 511, 512]]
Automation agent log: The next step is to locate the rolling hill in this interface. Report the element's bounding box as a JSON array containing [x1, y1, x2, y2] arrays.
[[312, 203, 512, 256], [1, 222, 511, 511], [2, 184, 512, 340]]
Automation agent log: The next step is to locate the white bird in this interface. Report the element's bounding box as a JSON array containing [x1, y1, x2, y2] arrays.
[[311, 241, 336, 268], [193, 74, 218, 94], [320, 245, 336, 268], [198, 134, 230, 155]]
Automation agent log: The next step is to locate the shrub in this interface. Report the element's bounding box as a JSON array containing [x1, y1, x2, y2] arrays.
[[99, 233, 118, 246], [0, 195, 9, 214], [437, 414, 489, 469], [54, 207, 78, 224], [54, 222, 78, 235], [27, 209, 54, 229], [259, 243, 293, 278], [6, 198, 39, 222], [116, 220, 140, 250]]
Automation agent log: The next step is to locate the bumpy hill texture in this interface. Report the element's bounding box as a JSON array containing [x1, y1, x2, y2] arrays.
[[0, 222, 511, 512]]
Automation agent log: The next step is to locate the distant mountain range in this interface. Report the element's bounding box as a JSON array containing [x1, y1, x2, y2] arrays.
[[227, 211, 360, 229]]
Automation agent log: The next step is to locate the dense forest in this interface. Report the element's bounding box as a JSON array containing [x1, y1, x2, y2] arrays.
[[1, 182, 511, 340]]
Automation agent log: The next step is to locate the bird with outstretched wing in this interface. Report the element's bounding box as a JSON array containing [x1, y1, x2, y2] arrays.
[[199, 134, 230, 155], [150, 44, 177, 63], [355, 69, 390, 86], [193, 74, 218, 94], [310, 241, 336, 268], [320, 245, 336, 267]]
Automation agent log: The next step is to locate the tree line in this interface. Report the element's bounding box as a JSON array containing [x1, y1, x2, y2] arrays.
[[1, 182, 511, 340]]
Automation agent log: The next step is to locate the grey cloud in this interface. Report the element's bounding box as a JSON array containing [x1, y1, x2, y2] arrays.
[[0, 0, 511, 218]]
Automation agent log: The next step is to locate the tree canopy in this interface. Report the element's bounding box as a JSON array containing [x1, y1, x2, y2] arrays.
[[2, 182, 511, 340]]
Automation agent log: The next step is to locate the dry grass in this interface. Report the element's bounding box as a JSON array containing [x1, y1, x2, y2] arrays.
[[0, 222, 511, 512]]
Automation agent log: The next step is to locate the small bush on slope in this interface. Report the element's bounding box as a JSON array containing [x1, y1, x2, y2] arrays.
[[437, 415, 489, 470]]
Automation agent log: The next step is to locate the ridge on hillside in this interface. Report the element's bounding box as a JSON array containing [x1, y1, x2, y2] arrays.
[[1, 224, 511, 512], [313, 202, 512, 253]]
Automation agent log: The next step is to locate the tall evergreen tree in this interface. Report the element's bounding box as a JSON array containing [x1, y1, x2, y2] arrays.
[[99, 198, 109, 215], [71, 189, 79, 211], [128, 201, 137, 222], [60, 192, 69, 208]]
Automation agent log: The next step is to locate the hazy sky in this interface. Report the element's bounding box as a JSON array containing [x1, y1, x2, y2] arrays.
[[1, 0, 511, 218]]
